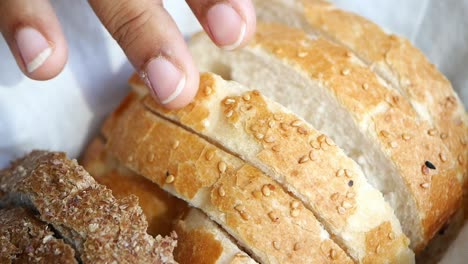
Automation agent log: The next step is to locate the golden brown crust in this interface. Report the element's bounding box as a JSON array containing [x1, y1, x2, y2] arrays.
[[0, 207, 77, 264], [136, 72, 413, 262], [188, 21, 462, 250], [81, 136, 188, 237], [105, 92, 353, 263], [0, 151, 177, 264], [302, 0, 468, 218]]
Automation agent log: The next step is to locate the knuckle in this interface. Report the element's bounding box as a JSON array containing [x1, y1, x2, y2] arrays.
[[107, 3, 153, 50]]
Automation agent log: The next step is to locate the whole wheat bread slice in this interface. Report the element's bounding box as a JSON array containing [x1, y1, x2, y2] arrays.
[[0, 207, 77, 264], [0, 151, 177, 264]]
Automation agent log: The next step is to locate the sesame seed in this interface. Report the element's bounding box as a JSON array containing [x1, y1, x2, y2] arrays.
[[439, 152, 447, 162], [255, 133, 264, 140], [421, 165, 430, 175], [458, 155, 464, 165], [344, 169, 353, 178], [242, 94, 251, 101], [224, 98, 236, 105], [325, 137, 334, 146], [218, 162, 227, 173], [250, 124, 259, 132], [348, 180, 354, 187], [330, 193, 339, 201], [172, 140, 180, 149], [420, 182, 430, 189], [317, 72, 324, 79], [234, 204, 245, 212], [330, 249, 338, 259], [294, 243, 301, 251], [461, 138, 467, 145], [402, 134, 411, 141], [291, 201, 300, 209], [345, 51, 353, 57], [291, 120, 302, 127], [309, 150, 318, 161], [380, 130, 390, 138], [147, 153, 155, 162], [388, 232, 395, 240], [389, 141, 398, 148], [204, 86, 212, 95], [337, 206, 346, 214], [273, 113, 283, 121], [440, 133, 448, 139], [240, 212, 250, 220], [205, 150, 215, 161], [165, 175, 175, 184], [341, 68, 351, 76], [336, 169, 345, 177], [317, 134, 327, 142], [268, 211, 279, 222], [297, 51, 308, 58], [225, 110, 234, 118], [275, 48, 283, 54], [310, 140, 321, 150], [268, 120, 275, 128], [272, 145, 280, 152], [128, 155, 134, 162], [272, 241, 280, 250], [291, 209, 300, 217], [253, 90, 260, 96], [262, 185, 271, 197], [298, 155, 309, 164], [428, 128, 437, 136], [342, 201, 353, 209], [297, 127, 308, 135], [218, 186, 226, 197], [376, 244, 382, 254], [425, 161, 436, 170], [280, 123, 289, 131], [346, 192, 355, 198], [264, 136, 276, 143], [362, 83, 369, 90]]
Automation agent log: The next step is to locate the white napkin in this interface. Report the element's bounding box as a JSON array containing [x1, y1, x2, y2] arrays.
[[0, 0, 466, 261]]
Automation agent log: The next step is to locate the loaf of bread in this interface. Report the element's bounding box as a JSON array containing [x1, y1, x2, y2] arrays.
[[188, 21, 465, 253], [0, 151, 177, 264]]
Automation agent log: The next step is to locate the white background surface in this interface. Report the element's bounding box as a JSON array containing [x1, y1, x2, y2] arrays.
[[0, 0, 466, 262]]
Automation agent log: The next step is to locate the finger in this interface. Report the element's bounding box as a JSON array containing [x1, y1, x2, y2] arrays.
[[0, 0, 68, 80], [88, 0, 198, 109], [186, 0, 256, 50]]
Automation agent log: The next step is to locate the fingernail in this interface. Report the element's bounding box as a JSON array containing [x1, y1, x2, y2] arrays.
[[207, 3, 246, 50], [144, 57, 186, 105], [15, 27, 52, 73]]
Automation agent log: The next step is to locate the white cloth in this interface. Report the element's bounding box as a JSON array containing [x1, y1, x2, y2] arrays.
[[0, 0, 466, 262]]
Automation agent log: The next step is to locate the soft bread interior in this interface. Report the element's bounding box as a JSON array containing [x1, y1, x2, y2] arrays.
[[189, 33, 422, 248]]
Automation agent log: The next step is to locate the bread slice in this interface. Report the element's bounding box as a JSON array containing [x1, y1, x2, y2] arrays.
[[81, 136, 188, 237], [0, 151, 177, 264], [252, 0, 468, 216], [174, 208, 257, 264], [0, 207, 77, 264], [105, 91, 354, 263], [188, 24, 463, 251]]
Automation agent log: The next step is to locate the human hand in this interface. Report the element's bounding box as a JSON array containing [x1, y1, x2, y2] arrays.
[[0, 0, 256, 108]]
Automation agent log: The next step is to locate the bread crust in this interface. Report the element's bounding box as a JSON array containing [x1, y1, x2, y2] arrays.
[[0, 151, 177, 264], [0, 207, 77, 264], [105, 91, 353, 263], [188, 21, 463, 251]]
